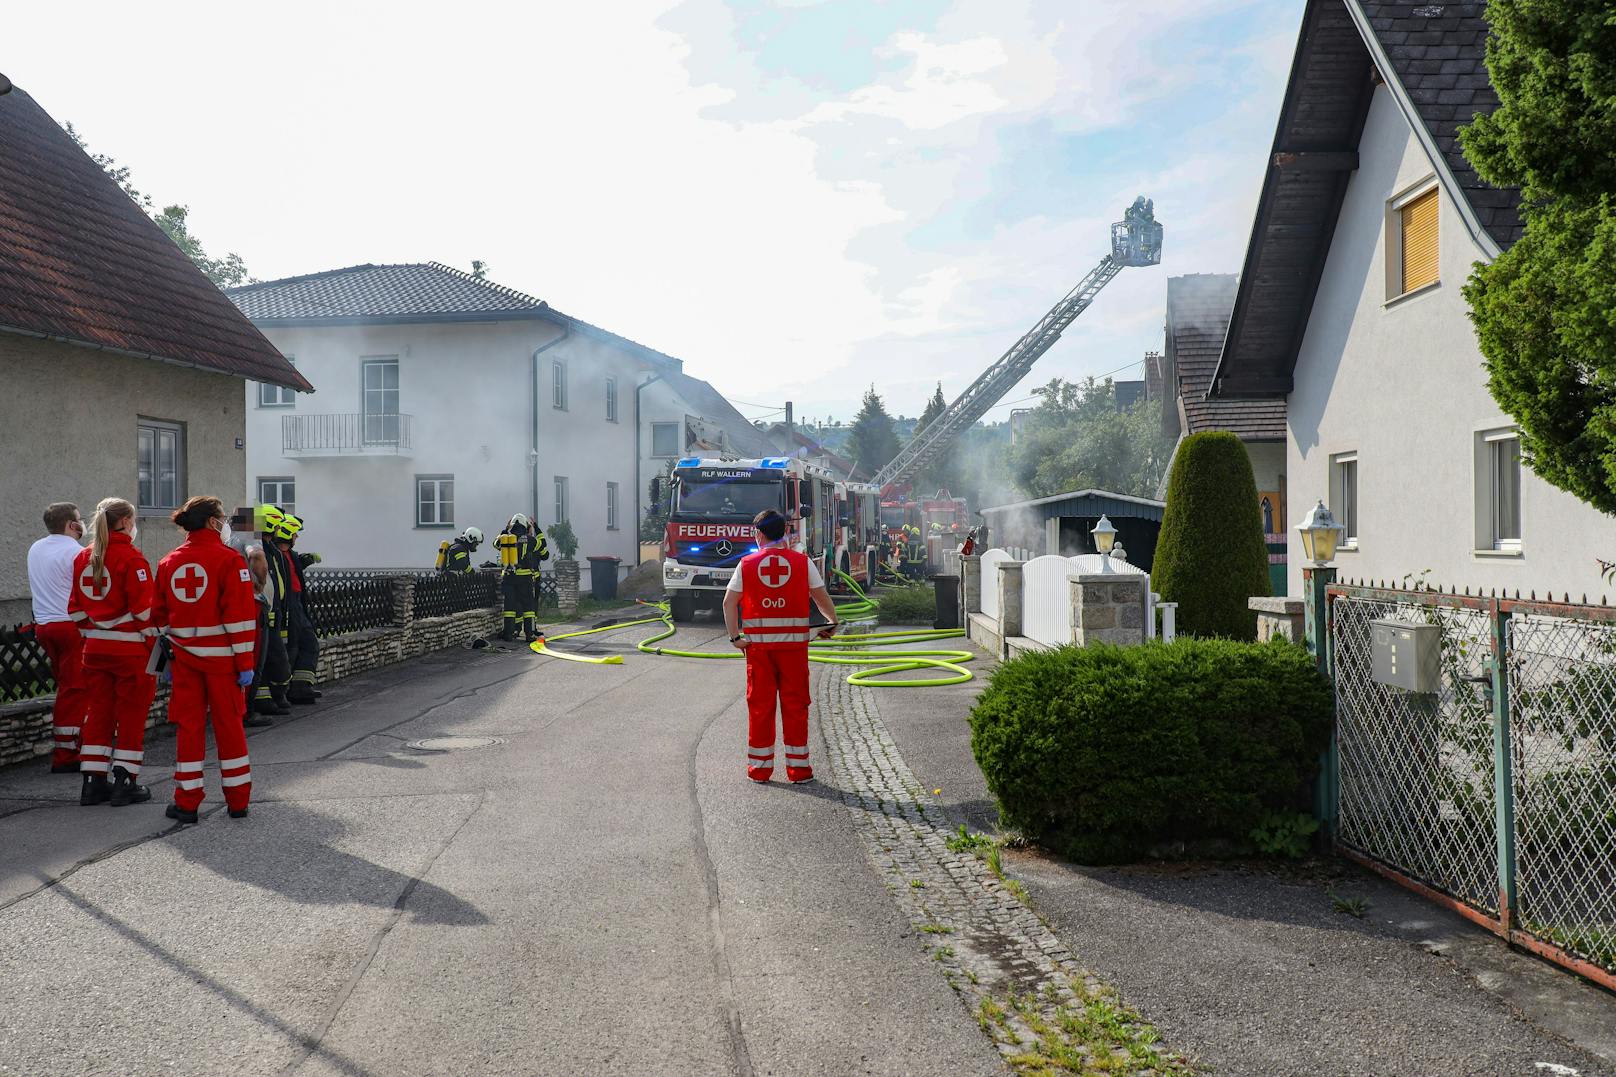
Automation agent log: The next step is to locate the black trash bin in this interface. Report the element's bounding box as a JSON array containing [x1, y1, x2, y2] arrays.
[[587, 556, 621, 601], [929, 573, 960, 631]]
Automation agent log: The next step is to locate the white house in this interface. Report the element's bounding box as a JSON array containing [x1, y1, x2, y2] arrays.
[[638, 368, 781, 528], [1211, 0, 1610, 598], [230, 263, 739, 572]]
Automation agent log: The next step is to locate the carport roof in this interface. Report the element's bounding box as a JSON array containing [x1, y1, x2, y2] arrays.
[[980, 489, 1166, 523]]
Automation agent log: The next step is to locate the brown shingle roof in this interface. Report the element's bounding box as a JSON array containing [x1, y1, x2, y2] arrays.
[[0, 84, 306, 390], [1166, 275, 1286, 441]]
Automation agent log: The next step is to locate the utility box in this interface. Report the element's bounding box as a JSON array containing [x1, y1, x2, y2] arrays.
[[1370, 618, 1442, 693]]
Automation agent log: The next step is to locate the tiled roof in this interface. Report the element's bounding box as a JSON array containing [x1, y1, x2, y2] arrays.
[[229, 262, 685, 371], [228, 262, 549, 322], [1167, 275, 1286, 441], [663, 369, 781, 459], [0, 84, 307, 390], [1357, 1, 1523, 247]]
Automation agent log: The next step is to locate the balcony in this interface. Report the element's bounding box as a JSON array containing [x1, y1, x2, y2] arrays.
[[282, 413, 414, 456]]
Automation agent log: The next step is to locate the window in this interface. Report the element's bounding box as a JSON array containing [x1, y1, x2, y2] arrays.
[[137, 419, 185, 512], [606, 376, 618, 422], [552, 359, 568, 410], [554, 476, 570, 524], [651, 421, 680, 458], [258, 477, 295, 515], [1477, 430, 1522, 551], [1393, 186, 1439, 297], [416, 475, 454, 528], [259, 358, 297, 408], [1330, 452, 1358, 547], [606, 481, 619, 530], [362, 358, 400, 445]]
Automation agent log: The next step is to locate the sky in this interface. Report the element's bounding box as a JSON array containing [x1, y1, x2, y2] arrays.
[[7, 0, 1300, 427]]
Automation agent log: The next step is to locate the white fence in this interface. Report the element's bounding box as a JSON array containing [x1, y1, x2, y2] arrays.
[[979, 548, 1012, 622]]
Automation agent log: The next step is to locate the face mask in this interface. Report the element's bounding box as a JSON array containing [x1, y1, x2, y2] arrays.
[[127, 524, 139, 545], [218, 519, 232, 546]]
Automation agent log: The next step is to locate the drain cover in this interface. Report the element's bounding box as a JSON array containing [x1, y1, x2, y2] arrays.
[[405, 736, 507, 753]]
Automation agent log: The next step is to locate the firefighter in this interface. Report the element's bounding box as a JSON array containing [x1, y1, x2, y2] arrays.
[[496, 515, 548, 643], [250, 506, 293, 718], [437, 526, 484, 573], [722, 509, 840, 784], [153, 497, 258, 823], [276, 514, 322, 705], [68, 498, 157, 807]]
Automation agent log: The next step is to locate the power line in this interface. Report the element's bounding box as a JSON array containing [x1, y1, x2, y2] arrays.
[[982, 357, 1148, 414]]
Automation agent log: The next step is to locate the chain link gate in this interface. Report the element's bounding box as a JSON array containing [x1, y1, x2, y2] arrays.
[[1327, 583, 1616, 992]]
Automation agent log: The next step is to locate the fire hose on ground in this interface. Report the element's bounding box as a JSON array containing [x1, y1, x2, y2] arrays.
[[530, 572, 975, 686]]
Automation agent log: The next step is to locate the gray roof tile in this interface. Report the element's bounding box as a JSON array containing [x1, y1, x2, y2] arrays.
[[1166, 274, 1286, 441]]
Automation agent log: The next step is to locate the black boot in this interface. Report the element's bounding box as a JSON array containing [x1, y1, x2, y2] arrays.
[[80, 773, 110, 806], [268, 693, 293, 716], [287, 686, 318, 705], [228, 807, 249, 819], [253, 694, 282, 716], [244, 713, 274, 728], [164, 803, 199, 824], [108, 766, 152, 807]]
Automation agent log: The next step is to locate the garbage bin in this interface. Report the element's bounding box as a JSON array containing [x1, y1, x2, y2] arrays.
[[586, 556, 621, 601], [929, 573, 960, 631]]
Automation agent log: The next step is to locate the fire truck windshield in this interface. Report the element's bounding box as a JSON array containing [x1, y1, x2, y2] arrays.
[[676, 479, 783, 519]]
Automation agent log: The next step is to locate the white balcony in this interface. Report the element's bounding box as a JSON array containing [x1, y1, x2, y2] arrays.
[[282, 413, 414, 456]]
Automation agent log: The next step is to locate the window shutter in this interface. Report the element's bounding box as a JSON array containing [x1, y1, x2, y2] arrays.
[[1400, 189, 1439, 293]]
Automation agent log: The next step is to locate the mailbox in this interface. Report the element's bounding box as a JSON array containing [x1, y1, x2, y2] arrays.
[[1370, 618, 1441, 694]]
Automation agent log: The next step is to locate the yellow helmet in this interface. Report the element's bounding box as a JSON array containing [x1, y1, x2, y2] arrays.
[[274, 514, 303, 541], [259, 505, 285, 534]]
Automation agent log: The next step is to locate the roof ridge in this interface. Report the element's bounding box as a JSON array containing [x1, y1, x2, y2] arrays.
[[423, 261, 547, 310], [227, 263, 382, 293]]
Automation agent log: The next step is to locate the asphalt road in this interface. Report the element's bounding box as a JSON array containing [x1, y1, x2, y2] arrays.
[[0, 621, 1003, 1077]]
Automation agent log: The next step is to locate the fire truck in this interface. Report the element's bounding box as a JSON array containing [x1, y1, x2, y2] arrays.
[[655, 456, 883, 622], [878, 489, 970, 576]]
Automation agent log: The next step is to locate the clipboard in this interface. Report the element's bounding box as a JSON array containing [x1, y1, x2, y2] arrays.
[[145, 633, 172, 677]]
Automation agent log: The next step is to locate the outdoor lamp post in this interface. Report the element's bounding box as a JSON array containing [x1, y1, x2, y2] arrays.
[[1296, 500, 1344, 566], [1091, 515, 1117, 574]]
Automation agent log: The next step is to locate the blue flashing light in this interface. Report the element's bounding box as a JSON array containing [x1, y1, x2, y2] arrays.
[[749, 546, 760, 553], [676, 457, 702, 468], [689, 545, 704, 553], [760, 457, 790, 469]]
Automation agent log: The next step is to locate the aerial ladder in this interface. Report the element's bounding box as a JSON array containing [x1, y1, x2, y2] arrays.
[[873, 196, 1164, 492]]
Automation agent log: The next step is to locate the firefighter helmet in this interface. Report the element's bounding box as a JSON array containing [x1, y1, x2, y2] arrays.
[[462, 526, 484, 546], [509, 513, 531, 534], [259, 505, 285, 535]]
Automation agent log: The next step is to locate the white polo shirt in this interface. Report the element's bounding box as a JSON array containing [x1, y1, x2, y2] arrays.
[[726, 542, 824, 594], [27, 533, 83, 623]]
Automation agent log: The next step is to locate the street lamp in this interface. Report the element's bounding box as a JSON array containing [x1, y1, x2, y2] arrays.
[[1091, 515, 1118, 574], [1296, 500, 1344, 566]]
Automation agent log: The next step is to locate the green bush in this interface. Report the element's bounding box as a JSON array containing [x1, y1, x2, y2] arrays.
[[1152, 431, 1271, 640], [969, 638, 1332, 863], [548, 520, 579, 560], [877, 582, 936, 624]]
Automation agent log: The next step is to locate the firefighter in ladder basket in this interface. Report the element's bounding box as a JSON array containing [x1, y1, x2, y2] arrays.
[[722, 509, 840, 783]]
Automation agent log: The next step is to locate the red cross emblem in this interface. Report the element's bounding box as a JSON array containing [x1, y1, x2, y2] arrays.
[[171, 563, 209, 604], [78, 566, 111, 602], [758, 554, 792, 589]]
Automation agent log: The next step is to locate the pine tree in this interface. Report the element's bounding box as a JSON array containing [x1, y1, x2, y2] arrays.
[[846, 385, 901, 477], [1459, 1, 1616, 513]]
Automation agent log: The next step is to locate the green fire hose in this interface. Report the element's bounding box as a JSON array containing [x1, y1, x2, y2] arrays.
[[533, 571, 975, 686]]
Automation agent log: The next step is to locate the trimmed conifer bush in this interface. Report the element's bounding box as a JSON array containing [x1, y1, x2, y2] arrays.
[[1152, 431, 1271, 640], [969, 638, 1332, 863]]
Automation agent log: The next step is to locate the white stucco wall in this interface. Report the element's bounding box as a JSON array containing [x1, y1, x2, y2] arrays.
[[1287, 84, 1612, 597], [245, 320, 650, 571], [2, 333, 247, 624]]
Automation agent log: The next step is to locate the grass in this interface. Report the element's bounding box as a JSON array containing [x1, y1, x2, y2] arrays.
[[1329, 891, 1370, 919], [946, 823, 997, 855], [1536, 923, 1616, 967], [979, 984, 1195, 1075], [921, 923, 953, 935]]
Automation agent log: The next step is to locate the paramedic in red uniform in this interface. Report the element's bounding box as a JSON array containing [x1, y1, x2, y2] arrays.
[[723, 509, 840, 783], [69, 497, 157, 808], [153, 497, 259, 823]]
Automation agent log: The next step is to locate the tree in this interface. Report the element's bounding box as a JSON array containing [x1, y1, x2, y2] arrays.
[[1008, 377, 1172, 499], [1459, 1, 1616, 513], [846, 385, 901, 476], [910, 382, 952, 494], [63, 122, 253, 290], [471, 260, 490, 279], [1150, 431, 1271, 640]]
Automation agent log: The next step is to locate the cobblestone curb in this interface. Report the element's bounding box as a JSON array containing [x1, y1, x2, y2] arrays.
[[816, 666, 1189, 1072]]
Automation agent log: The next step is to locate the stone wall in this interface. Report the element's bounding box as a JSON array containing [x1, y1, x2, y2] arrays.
[[1071, 575, 1147, 647], [1250, 596, 1305, 643], [0, 584, 501, 769], [556, 560, 581, 613]]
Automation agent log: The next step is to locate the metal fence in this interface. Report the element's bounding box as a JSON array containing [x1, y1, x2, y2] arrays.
[[1328, 583, 1616, 990], [0, 626, 53, 703], [414, 570, 501, 619]]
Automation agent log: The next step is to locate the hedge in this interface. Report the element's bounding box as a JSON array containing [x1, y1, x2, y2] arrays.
[[969, 638, 1333, 863], [1152, 430, 1271, 640], [877, 582, 936, 625]]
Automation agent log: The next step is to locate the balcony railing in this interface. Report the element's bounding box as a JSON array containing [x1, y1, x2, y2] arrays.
[[283, 413, 414, 456]]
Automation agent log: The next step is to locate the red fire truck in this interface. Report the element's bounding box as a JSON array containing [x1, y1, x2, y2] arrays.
[[655, 456, 883, 622]]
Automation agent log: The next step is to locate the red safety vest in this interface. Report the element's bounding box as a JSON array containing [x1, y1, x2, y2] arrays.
[[154, 529, 260, 674], [738, 546, 812, 650], [67, 532, 155, 660]]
